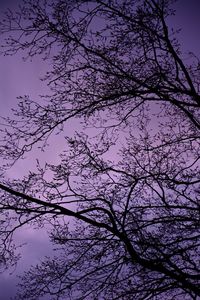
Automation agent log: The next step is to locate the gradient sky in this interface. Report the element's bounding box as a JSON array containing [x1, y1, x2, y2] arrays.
[[0, 0, 200, 299]]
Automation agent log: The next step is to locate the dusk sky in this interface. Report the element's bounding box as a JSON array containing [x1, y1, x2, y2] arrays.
[[0, 0, 200, 299]]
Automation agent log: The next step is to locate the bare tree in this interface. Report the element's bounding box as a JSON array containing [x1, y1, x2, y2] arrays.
[[0, 0, 199, 299]]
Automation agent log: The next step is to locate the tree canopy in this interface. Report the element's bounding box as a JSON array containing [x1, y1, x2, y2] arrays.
[[0, 0, 199, 299]]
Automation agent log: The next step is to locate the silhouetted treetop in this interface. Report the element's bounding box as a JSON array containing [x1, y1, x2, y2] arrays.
[[0, 1, 199, 299]]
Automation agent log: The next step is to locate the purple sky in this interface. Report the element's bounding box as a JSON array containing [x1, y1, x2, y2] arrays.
[[0, 0, 200, 299]]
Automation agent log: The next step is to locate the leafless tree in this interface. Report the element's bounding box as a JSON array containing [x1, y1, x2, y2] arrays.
[[0, 0, 199, 299]]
